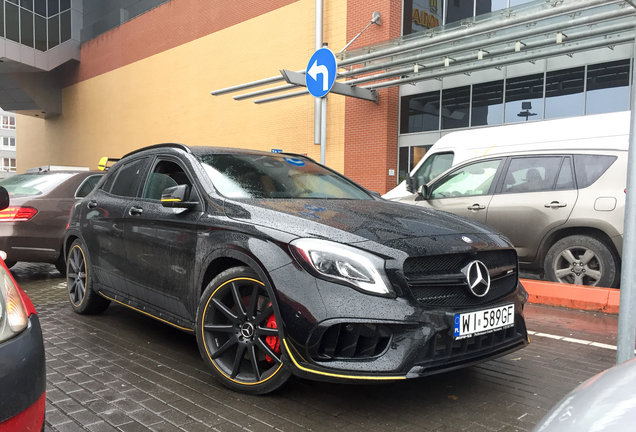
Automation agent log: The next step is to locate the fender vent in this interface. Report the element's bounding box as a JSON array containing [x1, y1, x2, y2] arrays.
[[315, 323, 391, 360]]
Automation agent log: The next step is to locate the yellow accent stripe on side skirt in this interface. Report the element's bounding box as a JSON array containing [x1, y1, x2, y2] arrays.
[[99, 292, 194, 332], [283, 339, 405, 381]]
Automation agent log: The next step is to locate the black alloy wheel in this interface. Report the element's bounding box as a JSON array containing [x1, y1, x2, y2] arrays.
[[66, 239, 110, 314], [196, 266, 290, 394]]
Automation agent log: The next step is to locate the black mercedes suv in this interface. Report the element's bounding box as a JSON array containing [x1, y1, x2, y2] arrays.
[[64, 143, 529, 394]]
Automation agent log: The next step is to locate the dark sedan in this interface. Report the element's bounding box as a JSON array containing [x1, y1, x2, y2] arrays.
[[0, 187, 46, 431], [64, 143, 529, 394], [0, 169, 103, 273]]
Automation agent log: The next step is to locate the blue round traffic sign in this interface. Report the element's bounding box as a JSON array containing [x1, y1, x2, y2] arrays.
[[306, 48, 337, 98]]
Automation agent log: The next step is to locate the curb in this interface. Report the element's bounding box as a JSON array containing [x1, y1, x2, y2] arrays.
[[520, 278, 620, 314]]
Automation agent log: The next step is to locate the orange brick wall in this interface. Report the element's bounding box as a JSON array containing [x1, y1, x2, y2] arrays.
[[344, 0, 401, 194]]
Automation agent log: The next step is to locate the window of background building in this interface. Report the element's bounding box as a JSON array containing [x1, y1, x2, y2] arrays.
[[402, 0, 443, 35], [20, 7, 34, 47], [1, 116, 16, 130], [398, 147, 409, 183], [544, 66, 584, 120], [509, 0, 535, 6], [586, 60, 631, 115], [471, 80, 504, 127], [400, 91, 441, 133], [446, 0, 474, 25], [48, 13, 59, 49], [6, 2, 20, 43], [34, 0, 46, 16], [2, 158, 16, 172], [504, 73, 544, 123], [47, 0, 58, 16], [441, 86, 470, 130], [2, 137, 15, 148], [476, 0, 508, 15], [60, 9, 70, 42], [35, 14, 46, 51]]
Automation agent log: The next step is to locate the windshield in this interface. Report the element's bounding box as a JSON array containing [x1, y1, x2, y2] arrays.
[[198, 154, 372, 200], [0, 173, 74, 196]]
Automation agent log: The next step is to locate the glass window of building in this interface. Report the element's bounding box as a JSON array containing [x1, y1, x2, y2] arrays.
[[6, 2, 20, 43], [20, 8, 34, 47], [402, 0, 443, 35], [505, 73, 544, 123], [441, 86, 470, 130], [47, 0, 58, 16], [60, 9, 70, 42], [2, 137, 15, 147], [398, 147, 409, 183], [35, 14, 46, 51], [510, 0, 535, 6], [411, 146, 428, 171], [586, 60, 631, 116], [48, 13, 59, 49], [1, 116, 16, 130], [446, 0, 475, 25], [476, 0, 508, 15], [544, 66, 584, 120], [471, 80, 504, 127], [400, 91, 441, 133], [34, 0, 45, 16], [20, 0, 32, 11], [60, 0, 69, 12]]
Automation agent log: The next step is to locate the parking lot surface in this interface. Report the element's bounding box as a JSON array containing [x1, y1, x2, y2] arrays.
[[12, 263, 618, 432]]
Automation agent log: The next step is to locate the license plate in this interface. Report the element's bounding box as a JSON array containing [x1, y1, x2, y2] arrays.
[[453, 304, 515, 340]]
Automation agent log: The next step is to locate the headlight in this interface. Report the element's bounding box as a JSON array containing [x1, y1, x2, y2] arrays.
[[0, 263, 28, 343], [290, 238, 393, 296]]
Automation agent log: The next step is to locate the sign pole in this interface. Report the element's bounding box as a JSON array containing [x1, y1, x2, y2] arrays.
[[314, 0, 323, 146]]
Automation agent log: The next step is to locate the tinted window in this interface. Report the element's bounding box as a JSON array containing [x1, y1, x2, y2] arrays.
[[471, 80, 503, 127], [415, 152, 454, 187], [574, 155, 617, 189], [199, 154, 372, 200], [441, 86, 470, 130], [110, 158, 149, 197], [505, 73, 544, 123], [0, 173, 73, 196], [75, 174, 103, 198], [100, 166, 119, 193], [400, 91, 440, 133], [502, 157, 562, 193], [555, 157, 574, 191], [431, 159, 500, 199], [545, 67, 584, 120], [142, 160, 193, 201], [586, 60, 630, 115]]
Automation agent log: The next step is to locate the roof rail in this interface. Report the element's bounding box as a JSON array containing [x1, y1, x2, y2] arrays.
[[121, 143, 191, 159]]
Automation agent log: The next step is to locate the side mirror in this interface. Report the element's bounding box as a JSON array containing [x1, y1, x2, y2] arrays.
[[161, 184, 198, 209], [0, 187, 8, 211], [406, 176, 416, 193], [368, 191, 381, 199], [417, 184, 430, 200]]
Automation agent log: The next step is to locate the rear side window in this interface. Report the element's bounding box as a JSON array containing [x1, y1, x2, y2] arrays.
[[109, 158, 150, 197], [75, 174, 103, 198], [574, 155, 617, 189], [100, 166, 119, 193], [501, 157, 562, 194]]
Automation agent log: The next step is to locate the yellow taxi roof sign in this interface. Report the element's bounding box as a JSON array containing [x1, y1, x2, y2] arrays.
[[98, 157, 108, 171]]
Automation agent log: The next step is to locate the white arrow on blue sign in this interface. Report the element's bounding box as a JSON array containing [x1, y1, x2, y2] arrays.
[[305, 47, 337, 98]]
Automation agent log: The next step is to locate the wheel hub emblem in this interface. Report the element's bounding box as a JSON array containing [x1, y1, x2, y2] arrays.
[[240, 322, 255, 338], [462, 260, 491, 297]]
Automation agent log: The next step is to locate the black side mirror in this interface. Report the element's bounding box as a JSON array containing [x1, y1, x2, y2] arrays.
[[161, 184, 197, 209], [406, 176, 416, 193], [0, 187, 8, 211]]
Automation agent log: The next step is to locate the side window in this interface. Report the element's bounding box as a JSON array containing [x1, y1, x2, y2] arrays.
[[110, 157, 150, 197], [75, 174, 104, 198], [430, 159, 501, 199], [555, 157, 574, 191], [501, 157, 562, 194], [415, 152, 454, 187], [100, 165, 120, 193], [574, 155, 618, 189], [142, 160, 193, 201]]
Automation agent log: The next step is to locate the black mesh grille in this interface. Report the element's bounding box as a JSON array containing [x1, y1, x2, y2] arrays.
[[404, 249, 518, 308], [313, 323, 391, 360]]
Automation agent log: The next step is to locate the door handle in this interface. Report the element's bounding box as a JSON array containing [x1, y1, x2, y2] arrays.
[[467, 204, 486, 211], [129, 207, 143, 216], [544, 201, 567, 209], [87, 200, 97, 209]]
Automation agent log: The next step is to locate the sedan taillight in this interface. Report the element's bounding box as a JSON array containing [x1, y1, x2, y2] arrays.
[[0, 206, 38, 222]]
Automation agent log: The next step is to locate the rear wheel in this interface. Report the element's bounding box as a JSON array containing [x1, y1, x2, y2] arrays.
[[544, 235, 618, 288], [67, 239, 110, 314], [196, 266, 290, 394]]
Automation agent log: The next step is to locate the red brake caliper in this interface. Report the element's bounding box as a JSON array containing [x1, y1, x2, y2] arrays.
[[265, 310, 281, 363]]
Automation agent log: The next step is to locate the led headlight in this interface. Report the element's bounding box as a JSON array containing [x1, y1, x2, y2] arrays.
[[0, 263, 28, 343], [290, 238, 393, 296]]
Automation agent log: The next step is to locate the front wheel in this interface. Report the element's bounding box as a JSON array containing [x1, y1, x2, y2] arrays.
[[196, 266, 290, 394], [67, 239, 110, 314], [544, 235, 619, 288]]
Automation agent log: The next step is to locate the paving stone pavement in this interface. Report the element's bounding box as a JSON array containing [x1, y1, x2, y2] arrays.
[[11, 263, 617, 432]]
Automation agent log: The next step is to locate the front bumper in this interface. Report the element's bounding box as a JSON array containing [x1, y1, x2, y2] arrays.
[[271, 263, 529, 383], [0, 314, 46, 426]]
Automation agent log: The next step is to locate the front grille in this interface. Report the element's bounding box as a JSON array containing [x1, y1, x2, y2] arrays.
[[422, 319, 526, 363], [312, 323, 391, 360], [404, 250, 518, 308]]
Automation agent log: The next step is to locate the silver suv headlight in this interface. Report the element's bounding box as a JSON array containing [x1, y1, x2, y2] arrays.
[[0, 263, 28, 343], [290, 238, 394, 296]]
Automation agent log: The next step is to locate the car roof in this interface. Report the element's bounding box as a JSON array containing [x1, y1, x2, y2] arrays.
[[122, 143, 311, 161]]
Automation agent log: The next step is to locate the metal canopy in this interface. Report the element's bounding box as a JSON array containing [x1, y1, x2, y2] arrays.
[[211, 0, 636, 103]]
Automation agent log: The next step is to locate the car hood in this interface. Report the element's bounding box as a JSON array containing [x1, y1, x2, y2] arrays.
[[223, 198, 502, 247]]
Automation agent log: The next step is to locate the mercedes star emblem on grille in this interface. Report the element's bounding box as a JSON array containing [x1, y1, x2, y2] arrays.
[[462, 260, 491, 297]]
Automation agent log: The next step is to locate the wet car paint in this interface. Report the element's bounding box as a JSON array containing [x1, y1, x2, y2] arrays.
[[65, 144, 529, 387]]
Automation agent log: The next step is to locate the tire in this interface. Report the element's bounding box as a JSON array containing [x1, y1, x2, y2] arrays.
[[55, 252, 66, 276], [66, 239, 110, 314], [544, 235, 619, 288], [3, 260, 16, 269], [196, 266, 290, 394]]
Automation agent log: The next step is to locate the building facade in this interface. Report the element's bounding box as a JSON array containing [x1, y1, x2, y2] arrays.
[[0, 108, 15, 179], [2, 0, 633, 193]]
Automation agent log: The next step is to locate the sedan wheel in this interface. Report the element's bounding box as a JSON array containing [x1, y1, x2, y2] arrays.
[[196, 266, 290, 394], [544, 235, 618, 288]]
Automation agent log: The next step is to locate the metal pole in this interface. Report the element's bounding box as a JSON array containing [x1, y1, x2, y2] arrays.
[[617, 31, 636, 364], [321, 96, 327, 164], [314, 0, 323, 145]]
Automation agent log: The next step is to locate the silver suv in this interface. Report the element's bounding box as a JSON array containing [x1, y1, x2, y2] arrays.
[[398, 149, 626, 288]]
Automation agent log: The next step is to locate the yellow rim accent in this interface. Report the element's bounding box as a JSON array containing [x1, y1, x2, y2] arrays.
[[99, 292, 194, 332], [68, 245, 88, 308], [283, 339, 405, 381], [201, 277, 283, 386], [161, 198, 182, 202]]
